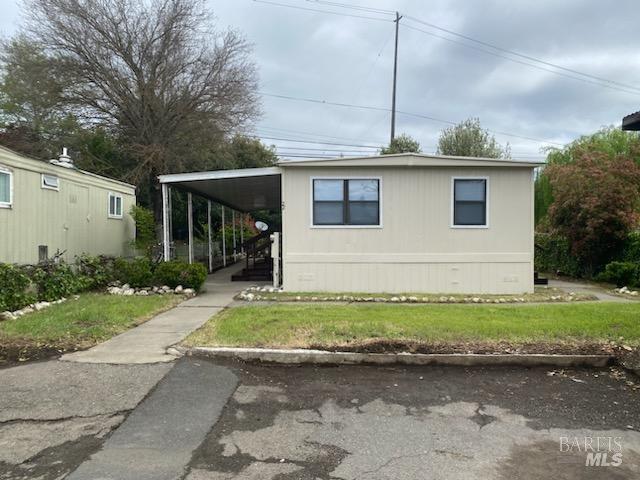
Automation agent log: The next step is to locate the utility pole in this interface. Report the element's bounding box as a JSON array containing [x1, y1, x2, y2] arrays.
[[390, 11, 402, 143]]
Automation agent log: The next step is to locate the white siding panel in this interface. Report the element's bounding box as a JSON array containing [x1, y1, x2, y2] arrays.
[[281, 166, 534, 294], [0, 149, 136, 264]]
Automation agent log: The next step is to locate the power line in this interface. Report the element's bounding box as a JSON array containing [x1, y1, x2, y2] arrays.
[[260, 92, 565, 146], [255, 125, 386, 144], [270, 145, 382, 152], [403, 14, 640, 94], [305, 0, 395, 16], [253, 0, 392, 22], [402, 24, 640, 97], [251, 133, 383, 148], [272, 0, 640, 96]]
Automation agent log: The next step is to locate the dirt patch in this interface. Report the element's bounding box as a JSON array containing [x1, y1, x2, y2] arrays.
[[0, 340, 84, 365], [309, 339, 620, 356], [305, 340, 640, 377]]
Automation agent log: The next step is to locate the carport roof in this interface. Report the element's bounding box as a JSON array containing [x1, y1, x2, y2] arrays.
[[158, 167, 281, 212]]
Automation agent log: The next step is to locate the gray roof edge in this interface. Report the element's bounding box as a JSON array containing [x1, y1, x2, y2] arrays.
[[276, 152, 544, 167], [158, 166, 282, 184]]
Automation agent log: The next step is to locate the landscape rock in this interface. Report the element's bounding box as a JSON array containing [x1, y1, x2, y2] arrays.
[[175, 285, 184, 294]]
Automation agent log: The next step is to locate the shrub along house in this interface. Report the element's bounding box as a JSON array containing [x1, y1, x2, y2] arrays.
[[0, 145, 136, 264], [159, 153, 543, 294]]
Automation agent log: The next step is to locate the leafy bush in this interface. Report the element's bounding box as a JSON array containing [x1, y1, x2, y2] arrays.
[[154, 261, 207, 290], [75, 254, 115, 289], [534, 233, 582, 277], [0, 263, 36, 311], [622, 232, 640, 263], [130, 205, 156, 254], [114, 257, 154, 287], [31, 262, 88, 301], [596, 261, 640, 288]]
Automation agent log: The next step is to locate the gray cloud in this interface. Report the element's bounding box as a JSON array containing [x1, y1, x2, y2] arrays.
[[2, 0, 639, 158]]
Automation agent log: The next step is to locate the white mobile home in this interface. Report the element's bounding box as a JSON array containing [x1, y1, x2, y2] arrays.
[[0, 145, 136, 264], [159, 153, 542, 294]]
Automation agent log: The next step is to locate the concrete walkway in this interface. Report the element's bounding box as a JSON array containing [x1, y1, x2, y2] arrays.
[[62, 261, 266, 364], [549, 278, 632, 302]]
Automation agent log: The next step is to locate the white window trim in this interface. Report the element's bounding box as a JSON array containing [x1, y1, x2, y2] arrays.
[[309, 176, 383, 229], [0, 166, 13, 209], [450, 176, 490, 229], [108, 192, 124, 219], [41, 173, 60, 191]]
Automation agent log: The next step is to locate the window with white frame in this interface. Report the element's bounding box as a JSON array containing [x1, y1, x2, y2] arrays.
[[0, 168, 12, 208], [108, 192, 123, 218], [41, 174, 59, 190], [312, 178, 380, 226], [452, 178, 488, 227]]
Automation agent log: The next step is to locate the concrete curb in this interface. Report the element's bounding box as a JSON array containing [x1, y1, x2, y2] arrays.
[[188, 346, 612, 368]]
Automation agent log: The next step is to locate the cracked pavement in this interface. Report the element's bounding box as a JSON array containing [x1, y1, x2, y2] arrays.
[[186, 360, 640, 480], [1, 358, 639, 479], [0, 361, 172, 479]]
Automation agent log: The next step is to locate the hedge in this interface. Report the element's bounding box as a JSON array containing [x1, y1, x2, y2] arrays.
[[154, 261, 207, 290], [1, 256, 208, 313], [534, 233, 581, 277]]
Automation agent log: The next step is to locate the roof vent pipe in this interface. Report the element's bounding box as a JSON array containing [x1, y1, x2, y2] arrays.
[[51, 147, 74, 168]]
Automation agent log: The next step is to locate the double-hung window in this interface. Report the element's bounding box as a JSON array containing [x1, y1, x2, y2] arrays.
[[0, 168, 12, 208], [108, 192, 123, 218], [312, 178, 380, 226], [452, 178, 488, 227]]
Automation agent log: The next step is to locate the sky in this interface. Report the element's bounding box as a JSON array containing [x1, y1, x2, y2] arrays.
[[1, 0, 639, 160]]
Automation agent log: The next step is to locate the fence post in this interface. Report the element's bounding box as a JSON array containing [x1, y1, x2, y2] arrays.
[[161, 183, 170, 261], [207, 200, 213, 272], [221, 205, 227, 267]]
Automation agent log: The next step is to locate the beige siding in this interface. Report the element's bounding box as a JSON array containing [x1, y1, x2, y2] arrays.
[[0, 148, 135, 265], [281, 165, 534, 294]]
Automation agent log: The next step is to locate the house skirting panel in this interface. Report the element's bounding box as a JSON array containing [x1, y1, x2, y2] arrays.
[[283, 256, 533, 294]]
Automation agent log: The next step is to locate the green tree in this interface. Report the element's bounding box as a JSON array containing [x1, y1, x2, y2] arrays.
[[437, 118, 510, 158], [535, 127, 640, 223], [17, 0, 260, 225], [0, 35, 78, 158], [546, 151, 640, 275], [380, 133, 421, 154]]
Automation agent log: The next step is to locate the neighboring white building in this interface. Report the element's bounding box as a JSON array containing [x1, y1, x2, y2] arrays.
[[0, 145, 136, 264], [159, 153, 542, 294]]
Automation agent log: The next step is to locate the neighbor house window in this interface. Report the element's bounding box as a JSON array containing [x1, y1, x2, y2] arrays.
[[452, 178, 488, 227], [312, 178, 380, 226], [0, 168, 12, 208], [108, 192, 123, 218], [41, 174, 59, 190]]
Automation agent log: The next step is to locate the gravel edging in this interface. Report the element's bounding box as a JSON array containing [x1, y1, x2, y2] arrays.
[[186, 346, 612, 368]]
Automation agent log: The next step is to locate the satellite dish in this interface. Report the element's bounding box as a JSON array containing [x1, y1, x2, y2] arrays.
[[255, 221, 269, 232]]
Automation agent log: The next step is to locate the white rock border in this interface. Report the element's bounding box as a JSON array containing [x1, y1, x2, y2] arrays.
[[237, 286, 583, 304], [613, 286, 639, 297], [0, 295, 79, 322], [106, 283, 196, 297]]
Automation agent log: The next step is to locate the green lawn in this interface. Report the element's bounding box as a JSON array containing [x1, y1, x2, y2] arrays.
[[184, 302, 640, 351], [0, 293, 181, 361]]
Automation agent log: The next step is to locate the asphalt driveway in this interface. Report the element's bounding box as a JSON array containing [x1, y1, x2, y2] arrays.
[[1, 358, 639, 479]]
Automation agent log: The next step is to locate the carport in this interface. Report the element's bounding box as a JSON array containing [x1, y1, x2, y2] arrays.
[[157, 167, 282, 280]]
